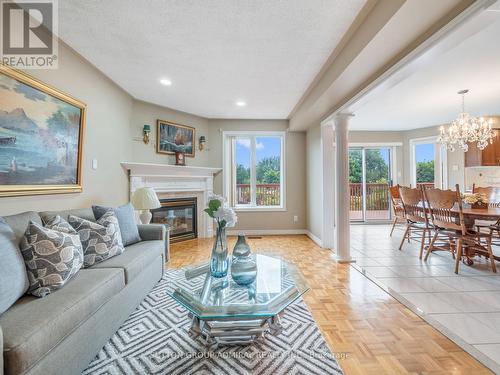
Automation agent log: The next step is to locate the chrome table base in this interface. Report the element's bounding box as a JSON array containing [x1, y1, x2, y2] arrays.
[[188, 313, 284, 346]]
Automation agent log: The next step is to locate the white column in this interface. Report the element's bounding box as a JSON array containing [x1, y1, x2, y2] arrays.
[[333, 113, 355, 263]]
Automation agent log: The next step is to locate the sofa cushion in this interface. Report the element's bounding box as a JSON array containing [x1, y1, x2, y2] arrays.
[[39, 208, 95, 223], [92, 240, 164, 283], [0, 268, 125, 375], [20, 221, 84, 298], [69, 211, 124, 267], [0, 218, 29, 314], [93, 203, 141, 246], [2, 211, 42, 245]]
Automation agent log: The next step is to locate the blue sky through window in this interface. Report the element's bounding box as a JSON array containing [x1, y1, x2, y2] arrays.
[[415, 143, 435, 162], [236, 137, 281, 166]]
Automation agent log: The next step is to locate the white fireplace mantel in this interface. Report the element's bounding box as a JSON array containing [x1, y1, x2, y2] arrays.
[[121, 162, 222, 238], [121, 162, 222, 178]]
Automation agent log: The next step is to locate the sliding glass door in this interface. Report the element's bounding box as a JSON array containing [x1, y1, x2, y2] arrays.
[[349, 147, 392, 222]]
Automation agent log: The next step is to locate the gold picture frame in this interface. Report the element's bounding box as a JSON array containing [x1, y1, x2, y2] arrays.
[[0, 65, 86, 197], [156, 119, 196, 157]]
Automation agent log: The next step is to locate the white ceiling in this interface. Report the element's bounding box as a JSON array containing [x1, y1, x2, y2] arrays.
[[57, 0, 365, 119], [350, 3, 500, 131]]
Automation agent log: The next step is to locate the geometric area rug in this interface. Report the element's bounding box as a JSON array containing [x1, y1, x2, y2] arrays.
[[82, 270, 343, 375]]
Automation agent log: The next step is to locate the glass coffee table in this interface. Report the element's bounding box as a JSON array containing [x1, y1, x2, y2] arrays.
[[166, 254, 308, 345]]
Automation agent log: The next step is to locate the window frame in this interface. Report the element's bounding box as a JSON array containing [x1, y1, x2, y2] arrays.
[[409, 136, 448, 189], [222, 130, 286, 212]]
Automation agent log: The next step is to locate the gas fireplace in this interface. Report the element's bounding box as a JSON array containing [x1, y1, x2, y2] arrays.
[[151, 197, 197, 242]]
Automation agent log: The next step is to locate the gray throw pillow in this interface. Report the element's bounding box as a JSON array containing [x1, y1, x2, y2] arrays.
[[69, 211, 124, 267], [0, 218, 29, 313], [43, 214, 79, 235], [20, 221, 83, 298], [92, 203, 141, 246]]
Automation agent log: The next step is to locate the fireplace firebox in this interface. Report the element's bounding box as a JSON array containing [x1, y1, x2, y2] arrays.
[[151, 198, 197, 242]]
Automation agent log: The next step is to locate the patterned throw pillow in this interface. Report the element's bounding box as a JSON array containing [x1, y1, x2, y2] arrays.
[[43, 215, 78, 235], [69, 211, 124, 267], [20, 221, 84, 298]]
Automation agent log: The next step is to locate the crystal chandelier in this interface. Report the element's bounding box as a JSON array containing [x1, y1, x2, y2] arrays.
[[438, 89, 494, 152]]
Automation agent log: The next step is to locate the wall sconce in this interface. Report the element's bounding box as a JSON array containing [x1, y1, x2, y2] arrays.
[[199, 135, 206, 151], [143, 125, 151, 144]]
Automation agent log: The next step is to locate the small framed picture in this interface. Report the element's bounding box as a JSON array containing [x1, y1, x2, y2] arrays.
[[175, 151, 185, 166], [156, 119, 195, 157]]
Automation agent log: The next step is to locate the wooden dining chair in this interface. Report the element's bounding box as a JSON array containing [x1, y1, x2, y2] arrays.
[[472, 184, 500, 245], [423, 184, 496, 274], [389, 184, 406, 236], [398, 186, 431, 259]]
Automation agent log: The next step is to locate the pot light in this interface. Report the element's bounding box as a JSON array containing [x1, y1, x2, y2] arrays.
[[160, 78, 172, 86], [236, 101, 246, 107]]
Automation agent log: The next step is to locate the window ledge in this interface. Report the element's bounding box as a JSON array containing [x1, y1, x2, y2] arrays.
[[234, 207, 287, 212]]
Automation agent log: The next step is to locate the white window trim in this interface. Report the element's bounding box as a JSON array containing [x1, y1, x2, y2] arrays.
[[222, 130, 286, 212], [409, 136, 448, 189]]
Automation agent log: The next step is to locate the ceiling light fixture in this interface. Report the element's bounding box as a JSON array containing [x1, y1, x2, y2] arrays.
[[236, 101, 246, 107], [160, 78, 172, 86], [438, 89, 494, 152]]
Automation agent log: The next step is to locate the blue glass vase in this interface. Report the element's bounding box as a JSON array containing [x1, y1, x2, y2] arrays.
[[210, 226, 229, 278], [231, 234, 257, 285]]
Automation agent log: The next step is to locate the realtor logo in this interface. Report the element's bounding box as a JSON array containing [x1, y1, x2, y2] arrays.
[[1, 0, 58, 69]]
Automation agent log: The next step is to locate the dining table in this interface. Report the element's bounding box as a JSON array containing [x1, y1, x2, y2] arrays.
[[450, 205, 500, 264]]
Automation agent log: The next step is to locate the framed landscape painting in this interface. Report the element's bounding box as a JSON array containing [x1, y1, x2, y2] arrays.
[[0, 65, 86, 197], [156, 119, 195, 157]]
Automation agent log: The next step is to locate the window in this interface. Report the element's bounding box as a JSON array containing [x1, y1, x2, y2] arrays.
[[223, 131, 285, 210], [410, 137, 447, 190]]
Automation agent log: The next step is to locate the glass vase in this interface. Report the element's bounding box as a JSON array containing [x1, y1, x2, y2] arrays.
[[232, 234, 251, 259], [210, 226, 229, 278], [231, 234, 257, 285]]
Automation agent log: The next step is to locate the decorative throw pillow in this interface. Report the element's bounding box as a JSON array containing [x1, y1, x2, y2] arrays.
[[0, 218, 29, 312], [43, 215, 84, 265], [43, 214, 78, 234], [69, 210, 124, 267], [20, 221, 83, 298], [92, 203, 141, 246]]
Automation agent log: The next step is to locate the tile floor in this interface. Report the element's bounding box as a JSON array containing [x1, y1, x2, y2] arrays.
[[351, 224, 500, 373]]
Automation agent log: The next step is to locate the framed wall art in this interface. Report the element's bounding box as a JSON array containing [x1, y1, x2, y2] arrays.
[[156, 119, 195, 157], [0, 65, 86, 197]]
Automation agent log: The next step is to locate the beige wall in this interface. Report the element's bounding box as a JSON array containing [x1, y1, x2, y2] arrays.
[[129, 100, 210, 167], [306, 126, 323, 239], [207, 119, 307, 231], [1, 42, 133, 216], [0, 50, 307, 232]]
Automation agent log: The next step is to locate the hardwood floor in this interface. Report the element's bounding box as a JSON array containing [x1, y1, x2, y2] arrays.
[[168, 235, 492, 375]]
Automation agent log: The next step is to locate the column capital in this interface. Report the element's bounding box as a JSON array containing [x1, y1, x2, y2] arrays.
[[335, 112, 355, 119], [334, 112, 354, 132]]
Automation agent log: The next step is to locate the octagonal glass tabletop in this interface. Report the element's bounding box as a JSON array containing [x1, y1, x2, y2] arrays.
[[166, 254, 309, 320]]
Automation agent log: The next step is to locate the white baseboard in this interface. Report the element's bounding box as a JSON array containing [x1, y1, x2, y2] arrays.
[[226, 229, 307, 236], [305, 231, 323, 247]]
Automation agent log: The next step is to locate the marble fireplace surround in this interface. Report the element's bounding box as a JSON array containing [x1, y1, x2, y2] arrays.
[[121, 162, 222, 238]]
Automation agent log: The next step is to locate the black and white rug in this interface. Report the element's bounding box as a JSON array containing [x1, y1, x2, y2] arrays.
[[83, 271, 343, 375]]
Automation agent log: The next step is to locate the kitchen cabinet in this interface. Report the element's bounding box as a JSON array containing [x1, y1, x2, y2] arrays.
[[465, 129, 500, 167]]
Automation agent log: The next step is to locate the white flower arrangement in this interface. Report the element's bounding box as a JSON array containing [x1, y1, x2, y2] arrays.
[[204, 194, 237, 229], [462, 193, 488, 205]]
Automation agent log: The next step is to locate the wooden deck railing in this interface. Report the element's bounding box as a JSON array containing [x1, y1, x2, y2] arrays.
[[236, 184, 280, 206], [349, 182, 435, 211], [236, 182, 434, 209], [416, 182, 435, 190]]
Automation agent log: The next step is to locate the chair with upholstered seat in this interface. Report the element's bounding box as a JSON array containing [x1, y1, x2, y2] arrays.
[[423, 185, 496, 274]]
